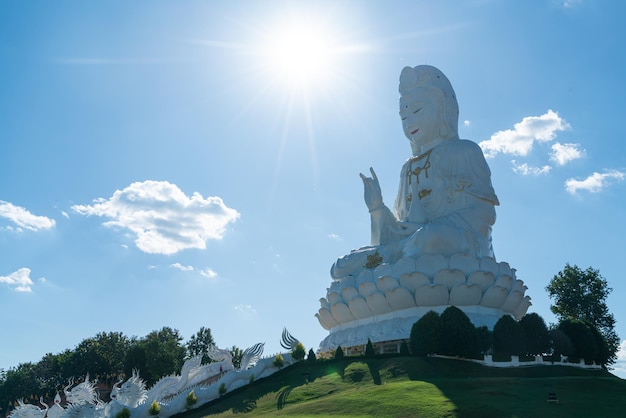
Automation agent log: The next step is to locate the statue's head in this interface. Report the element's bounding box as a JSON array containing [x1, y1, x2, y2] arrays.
[[399, 65, 459, 153]]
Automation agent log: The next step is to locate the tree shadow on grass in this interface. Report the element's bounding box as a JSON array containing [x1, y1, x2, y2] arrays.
[[276, 386, 293, 410], [366, 360, 382, 385]]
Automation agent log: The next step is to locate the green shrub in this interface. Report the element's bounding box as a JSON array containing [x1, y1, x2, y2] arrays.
[[292, 342, 306, 362], [218, 382, 226, 395], [116, 408, 131, 418], [365, 339, 376, 357], [148, 400, 161, 416], [307, 348, 317, 362], [249, 373, 255, 383], [186, 390, 197, 408], [273, 354, 285, 368], [344, 362, 369, 383]]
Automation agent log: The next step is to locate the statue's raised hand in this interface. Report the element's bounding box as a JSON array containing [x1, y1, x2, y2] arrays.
[[360, 167, 384, 212]]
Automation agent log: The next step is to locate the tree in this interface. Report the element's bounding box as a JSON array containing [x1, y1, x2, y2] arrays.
[[546, 264, 619, 365], [364, 339, 376, 357], [71, 332, 130, 378], [307, 349, 317, 363], [519, 313, 550, 356], [185, 327, 215, 364], [229, 346, 243, 369], [558, 319, 597, 363], [136, 327, 185, 385], [410, 310, 442, 356]]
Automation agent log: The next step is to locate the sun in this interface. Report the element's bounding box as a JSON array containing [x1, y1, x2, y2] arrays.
[[259, 16, 341, 90]]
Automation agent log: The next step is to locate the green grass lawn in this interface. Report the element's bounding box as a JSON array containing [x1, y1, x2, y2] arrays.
[[174, 356, 626, 418]]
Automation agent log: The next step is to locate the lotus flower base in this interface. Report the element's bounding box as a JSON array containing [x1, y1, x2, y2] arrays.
[[316, 253, 531, 352]]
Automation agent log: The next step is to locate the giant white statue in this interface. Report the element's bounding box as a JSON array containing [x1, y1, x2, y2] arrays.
[[317, 65, 531, 352]]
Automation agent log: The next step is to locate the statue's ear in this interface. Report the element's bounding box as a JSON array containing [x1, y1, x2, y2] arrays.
[[439, 123, 449, 138]]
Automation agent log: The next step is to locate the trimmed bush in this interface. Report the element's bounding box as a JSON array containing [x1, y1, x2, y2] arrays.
[[148, 400, 161, 416], [186, 390, 197, 408], [519, 313, 550, 356], [439, 306, 477, 358], [399, 340, 410, 356], [334, 346, 344, 359], [410, 310, 442, 356], [493, 315, 525, 357], [273, 354, 285, 368], [365, 339, 376, 357], [218, 382, 227, 395], [558, 319, 597, 363], [292, 342, 306, 362], [307, 348, 317, 362], [116, 408, 131, 418], [344, 362, 369, 383]]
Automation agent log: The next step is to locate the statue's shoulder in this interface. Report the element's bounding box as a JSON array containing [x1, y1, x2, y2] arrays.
[[440, 138, 483, 153]]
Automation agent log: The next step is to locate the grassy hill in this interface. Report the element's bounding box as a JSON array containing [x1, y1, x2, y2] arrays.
[[173, 356, 626, 418]]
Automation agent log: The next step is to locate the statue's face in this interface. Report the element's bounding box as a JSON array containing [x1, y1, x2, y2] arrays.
[[399, 87, 443, 150]]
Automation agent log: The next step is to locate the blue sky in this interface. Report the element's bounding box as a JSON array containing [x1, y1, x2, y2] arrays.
[[2, 0, 626, 377]]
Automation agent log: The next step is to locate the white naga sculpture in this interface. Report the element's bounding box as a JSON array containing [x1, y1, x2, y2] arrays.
[[317, 65, 531, 351]]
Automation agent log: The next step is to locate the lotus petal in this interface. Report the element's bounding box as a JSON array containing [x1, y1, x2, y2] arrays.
[[386, 287, 415, 310], [330, 302, 355, 323], [501, 291, 524, 313], [434, 269, 465, 290], [319, 297, 330, 309], [341, 287, 359, 302], [348, 297, 374, 319], [512, 279, 527, 294], [341, 276, 356, 289], [328, 292, 343, 305], [366, 292, 393, 315], [358, 281, 377, 297], [512, 296, 532, 320], [377, 275, 399, 292], [415, 284, 449, 306], [399, 271, 430, 293], [356, 269, 374, 286], [450, 253, 479, 274], [393, 257, 417, 276], [316, 308, 338, 330], [373, 263, 393, 278], [480, 257, 499, 276], [449, 283, 482, 306], [481, 286, 508, 308], [467, 271, 495, 292], [495, 274, 513, 291], [498, 262, 512, 277], [416, 254, 448, 277]]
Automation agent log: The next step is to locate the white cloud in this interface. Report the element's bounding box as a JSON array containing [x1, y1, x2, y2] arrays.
[[511, 160, 552, 176], [0, 201, 56, 231], [328, 233, 342, 241], [550, 142, 585, 166], [463, 120, 471, 126], [71, 180, 240, 255], [479, 110, 569, 158], [565, 170, 625, 194], [0, 268, 36, 292], [234, 304, 257, 320], [200, 268, 218, 279], [170, 263, 194, 272]]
